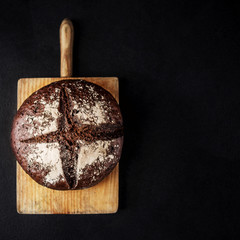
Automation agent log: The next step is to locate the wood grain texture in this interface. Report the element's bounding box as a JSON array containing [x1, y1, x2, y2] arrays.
[[60, 19, 74, 77], [17, 77, 119, 214]]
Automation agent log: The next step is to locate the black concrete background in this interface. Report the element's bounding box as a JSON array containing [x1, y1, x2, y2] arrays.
[[0, 0, 239, 239]]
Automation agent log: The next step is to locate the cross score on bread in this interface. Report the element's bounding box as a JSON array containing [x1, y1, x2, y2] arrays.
[[13, 80, 124, 190]]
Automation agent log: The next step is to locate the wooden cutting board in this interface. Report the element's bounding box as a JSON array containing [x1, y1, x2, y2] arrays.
[[16, 19, 120, 214]]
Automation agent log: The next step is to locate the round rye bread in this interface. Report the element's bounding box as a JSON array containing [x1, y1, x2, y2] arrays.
[[11, 80, 123, 190]]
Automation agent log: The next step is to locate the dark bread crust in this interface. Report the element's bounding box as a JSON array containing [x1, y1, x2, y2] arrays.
[[11, 79, 123, 190]]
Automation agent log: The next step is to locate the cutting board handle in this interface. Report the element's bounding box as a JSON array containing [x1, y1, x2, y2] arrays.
[[60, 18, 74, 77]]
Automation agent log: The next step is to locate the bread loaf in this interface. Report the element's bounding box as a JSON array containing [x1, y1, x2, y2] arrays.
[[11, 80, 123, 190]]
